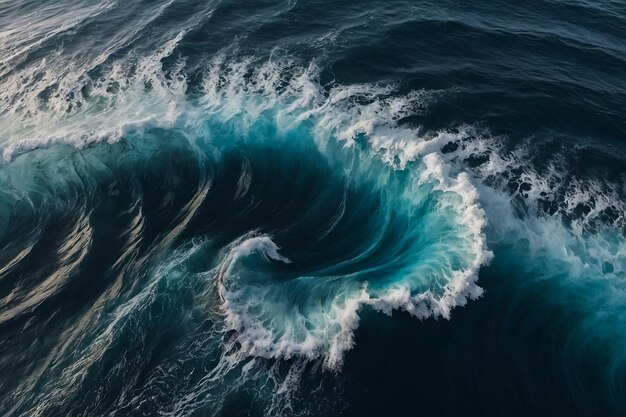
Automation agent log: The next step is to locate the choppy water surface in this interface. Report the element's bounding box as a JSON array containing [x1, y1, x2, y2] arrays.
[[1, 1, 625, 415]]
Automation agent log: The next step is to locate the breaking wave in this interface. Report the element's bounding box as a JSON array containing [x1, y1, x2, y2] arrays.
[[0, 18, 625, 416]]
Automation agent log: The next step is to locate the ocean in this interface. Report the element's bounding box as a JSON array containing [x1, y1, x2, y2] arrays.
[[0, 0, 625, 416]]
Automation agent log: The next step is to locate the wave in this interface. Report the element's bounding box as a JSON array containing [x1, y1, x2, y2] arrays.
[[0, 31, 625, 415]]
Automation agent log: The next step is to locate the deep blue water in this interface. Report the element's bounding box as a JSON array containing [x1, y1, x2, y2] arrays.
[[0, 1, 626, 416]]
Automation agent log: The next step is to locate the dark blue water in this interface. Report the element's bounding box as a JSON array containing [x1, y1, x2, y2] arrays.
[[1, 1, 625, 416]]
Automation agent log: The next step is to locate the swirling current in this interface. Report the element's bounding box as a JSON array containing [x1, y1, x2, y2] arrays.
[[1, 1, 626, 416]]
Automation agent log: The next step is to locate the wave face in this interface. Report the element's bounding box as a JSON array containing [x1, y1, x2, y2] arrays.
[[1, 1, 626, 416]]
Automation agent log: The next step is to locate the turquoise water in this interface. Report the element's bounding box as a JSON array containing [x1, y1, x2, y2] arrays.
[[0, 1, 625, 415]]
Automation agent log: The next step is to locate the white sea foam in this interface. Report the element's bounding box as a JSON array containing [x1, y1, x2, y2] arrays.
[[213, 234, 366, 369]]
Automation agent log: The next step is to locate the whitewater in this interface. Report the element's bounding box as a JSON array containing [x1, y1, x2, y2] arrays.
[[1, 1, 625, 416]]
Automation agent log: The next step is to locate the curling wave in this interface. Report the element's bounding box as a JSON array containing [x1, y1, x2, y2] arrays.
[[0, 18, 625, 416]]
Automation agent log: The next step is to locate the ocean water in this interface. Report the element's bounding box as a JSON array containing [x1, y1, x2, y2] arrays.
[[0, 0, 625, 415]]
